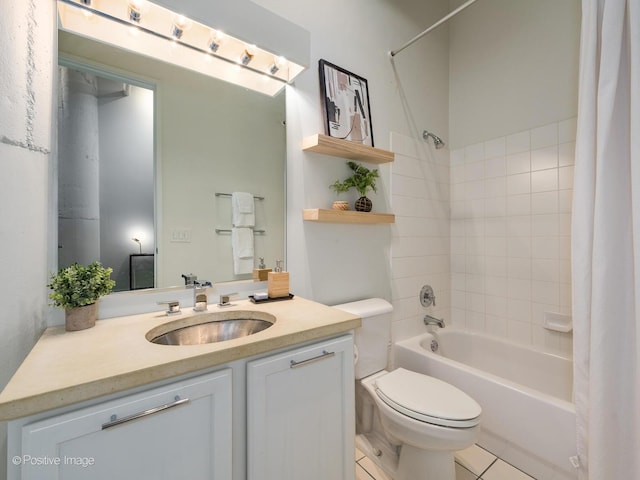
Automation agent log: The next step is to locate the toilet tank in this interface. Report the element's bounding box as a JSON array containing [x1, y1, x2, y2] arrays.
[[333, 298, 393, 380]]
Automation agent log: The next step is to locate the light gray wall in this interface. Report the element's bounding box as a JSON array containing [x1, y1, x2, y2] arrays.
[[0, 1, 55, 476], [98, 83, 154, 291], [449, 0, 580, 149], [255, 0, 452, 308]]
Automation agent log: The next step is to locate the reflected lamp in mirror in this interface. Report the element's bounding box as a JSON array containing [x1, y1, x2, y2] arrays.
[[57, 0, 306, 96]]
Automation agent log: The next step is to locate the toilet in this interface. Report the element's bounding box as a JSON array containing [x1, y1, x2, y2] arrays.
[[334, 298, 481, 480]]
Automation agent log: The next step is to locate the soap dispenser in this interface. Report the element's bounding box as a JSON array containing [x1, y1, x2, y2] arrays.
[[267, 260, 289, 298], [253, 257, 272, 282]]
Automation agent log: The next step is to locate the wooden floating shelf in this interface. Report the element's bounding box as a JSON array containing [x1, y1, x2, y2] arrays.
[[303, 209, 395, 224], [302, 134, 394, 164]]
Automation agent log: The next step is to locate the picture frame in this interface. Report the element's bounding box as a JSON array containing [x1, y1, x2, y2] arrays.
[[319, 59, 374, 147]]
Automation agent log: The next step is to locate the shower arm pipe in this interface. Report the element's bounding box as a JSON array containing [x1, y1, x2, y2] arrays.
[[389, 0, 480, 57]]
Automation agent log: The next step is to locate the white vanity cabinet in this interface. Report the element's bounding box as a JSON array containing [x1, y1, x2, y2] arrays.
[[13, 369, 232, 480], [247, 335, 355, 480]]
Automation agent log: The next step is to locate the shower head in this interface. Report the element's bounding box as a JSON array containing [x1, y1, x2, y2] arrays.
[[423, 130, 446, 149]]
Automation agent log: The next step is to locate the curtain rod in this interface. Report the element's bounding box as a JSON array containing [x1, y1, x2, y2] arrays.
[[389, 0, 481, 57]]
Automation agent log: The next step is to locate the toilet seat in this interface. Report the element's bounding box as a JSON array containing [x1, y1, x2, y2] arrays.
[[374, 368, 481, 428]]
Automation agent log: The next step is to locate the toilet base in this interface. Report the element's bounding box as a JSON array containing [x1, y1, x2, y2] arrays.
[[396, 444, 455, 480]]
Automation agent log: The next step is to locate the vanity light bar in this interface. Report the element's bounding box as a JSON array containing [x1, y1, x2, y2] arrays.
[[57, 0, 305, 96]]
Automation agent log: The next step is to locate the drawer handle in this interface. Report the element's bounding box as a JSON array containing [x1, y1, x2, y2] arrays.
[[101, 396, 190, 430], [290, 350, 335, 369]]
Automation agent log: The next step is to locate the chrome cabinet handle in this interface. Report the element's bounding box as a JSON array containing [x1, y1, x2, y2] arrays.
[[101, 396, 190, 430], [290, 350, 335, 369]]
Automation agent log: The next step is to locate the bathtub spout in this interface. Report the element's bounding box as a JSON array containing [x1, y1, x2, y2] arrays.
[[424, 315, 445, 328]]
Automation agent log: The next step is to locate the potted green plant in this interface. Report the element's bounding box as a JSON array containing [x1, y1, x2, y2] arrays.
[[329, 176, 351, 210], [48, 262, 116, 331], [330, 161, 379, 212]]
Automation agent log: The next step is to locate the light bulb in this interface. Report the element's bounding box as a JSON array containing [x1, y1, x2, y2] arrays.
[[128, 0, 146, 23], [208, 30, 225, 53], [269, 56, 287, 75], [171, 14, 192, 40], [240, 44, 256, 66]]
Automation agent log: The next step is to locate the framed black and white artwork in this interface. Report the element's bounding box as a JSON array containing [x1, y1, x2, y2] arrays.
[[319, 59, 374, 147]]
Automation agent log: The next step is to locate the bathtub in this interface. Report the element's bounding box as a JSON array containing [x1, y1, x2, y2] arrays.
[[395, 329, 577, 480]]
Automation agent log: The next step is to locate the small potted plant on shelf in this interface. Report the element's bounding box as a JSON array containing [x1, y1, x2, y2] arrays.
[[329, 177, 351, 210], [330, 161, 379, 212], [48, 262, 116, 331]]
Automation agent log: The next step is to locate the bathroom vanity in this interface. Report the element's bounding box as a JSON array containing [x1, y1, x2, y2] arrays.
[[0, 297, 359, 480]]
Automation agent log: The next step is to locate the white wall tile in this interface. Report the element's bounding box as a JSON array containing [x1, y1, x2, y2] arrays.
[[531, 280, 560, 305], [485, 156, 507, 178], [451, 148, 465, 166], [508, 257, 532, 280], [507, 173, 531, 196], [485, 236, 507, 256], [507, 215, 532, 237], [531, 145, 558, 171], [531, 214, 559, 236], [508, 298, 532, 321], [485, 295, 507, 317], [485, 275, 507, 296], [465, 142, 485, 163], [506, 152, 530, 175], [507, 236, 532, 258], [448, 122, 572, 348], [508, 278, 532, 301], [485, 258, 508, 278], [465, 161, 485, 181], [532, 236, 559, 259], [484, 197, 507, 218], [531, 169, 558, 193], [485, 177, 507, 198], [507, 194, 531, 215], [558, 141, 576, 166], [558, 189, 573, 213], [532, 258, 560, 282], [451, 165, 466, 184], [531, 191, 559, 214], [559, 165, 574, 189]]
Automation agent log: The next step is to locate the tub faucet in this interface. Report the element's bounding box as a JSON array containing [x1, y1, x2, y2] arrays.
[[424, 314, 445, 328], [192, 280, 212, 312]]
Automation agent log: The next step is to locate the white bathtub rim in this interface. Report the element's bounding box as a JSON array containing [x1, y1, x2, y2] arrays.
[[396, 330, 575, 414]]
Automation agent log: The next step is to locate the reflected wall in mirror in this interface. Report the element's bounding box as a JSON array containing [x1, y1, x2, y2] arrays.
[[58, 31, 286, 291], [58, 65, 155, 292]]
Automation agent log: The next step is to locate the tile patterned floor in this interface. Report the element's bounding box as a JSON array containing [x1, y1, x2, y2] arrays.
[[356, 444, 536, 480]]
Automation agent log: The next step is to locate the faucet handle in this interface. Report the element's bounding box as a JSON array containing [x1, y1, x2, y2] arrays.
[[158, 300, 181, 315], [218, 292, 238, 307]]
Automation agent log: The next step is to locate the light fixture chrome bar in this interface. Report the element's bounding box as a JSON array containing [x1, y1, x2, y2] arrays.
[[57, 0, 288, 84], [389, 0, 480, 57]]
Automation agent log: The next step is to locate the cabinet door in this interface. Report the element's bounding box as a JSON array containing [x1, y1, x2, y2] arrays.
[[19, 369, 232, 480], [247, 335, 355, 480]]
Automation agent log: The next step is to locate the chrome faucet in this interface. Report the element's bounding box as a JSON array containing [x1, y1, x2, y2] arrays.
[[424, 314, 445, 328], [192, 280, 212, 312]]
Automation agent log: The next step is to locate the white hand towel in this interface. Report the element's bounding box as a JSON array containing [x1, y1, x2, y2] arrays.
[[232, 227, 254, 275], [232, 192, 255, 227]]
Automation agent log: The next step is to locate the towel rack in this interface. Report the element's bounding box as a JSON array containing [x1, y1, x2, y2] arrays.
[[215, 228, 266, 234], [215, 192, 265, 200]]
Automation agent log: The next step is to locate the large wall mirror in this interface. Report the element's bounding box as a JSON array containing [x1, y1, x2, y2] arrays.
[[57, 31, 286, 292]]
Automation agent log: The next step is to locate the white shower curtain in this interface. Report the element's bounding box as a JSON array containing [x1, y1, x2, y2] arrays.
[[572, 0, 640, 479]]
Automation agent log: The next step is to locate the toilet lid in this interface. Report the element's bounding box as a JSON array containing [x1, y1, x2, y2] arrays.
[[375, 368, 481, 428]]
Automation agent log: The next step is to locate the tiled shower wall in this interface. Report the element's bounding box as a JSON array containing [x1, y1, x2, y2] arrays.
[[390, 132, 451, 343], [449, 119, 576, 356]]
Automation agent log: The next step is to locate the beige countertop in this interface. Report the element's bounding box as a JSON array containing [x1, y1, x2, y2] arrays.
[[0, 297, 360, 421]]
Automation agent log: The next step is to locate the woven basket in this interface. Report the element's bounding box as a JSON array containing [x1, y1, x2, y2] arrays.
[[332, 201, 350, 210]]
